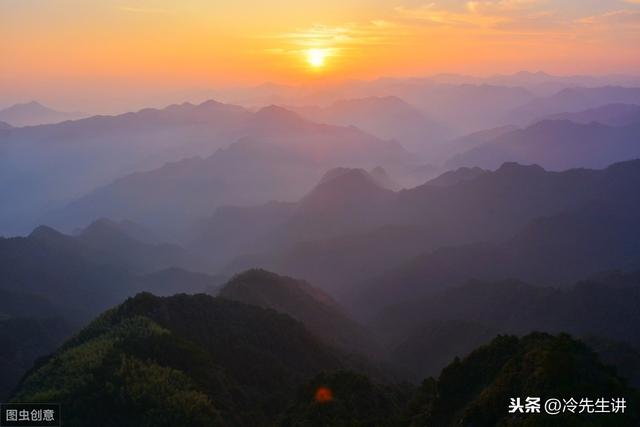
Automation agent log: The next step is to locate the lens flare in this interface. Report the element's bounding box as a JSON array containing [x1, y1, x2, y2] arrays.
[[314, 386, 333, 403]]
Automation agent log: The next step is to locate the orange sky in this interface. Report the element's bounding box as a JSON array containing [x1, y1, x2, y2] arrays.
[[1, 0, 639, 112]]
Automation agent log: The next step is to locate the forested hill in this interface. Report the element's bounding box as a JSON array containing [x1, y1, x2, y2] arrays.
[[11, 293, 640, 426]]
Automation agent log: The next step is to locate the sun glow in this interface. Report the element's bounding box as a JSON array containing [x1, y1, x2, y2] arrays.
[[306, 48, 328, 69]]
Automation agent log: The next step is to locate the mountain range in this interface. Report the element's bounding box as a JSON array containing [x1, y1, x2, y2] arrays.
[[291, 96, 453, 154], [9, 292, 639, 426], [350, 184, 640, 316], [46, 107, 410, 240], [207, 159, 640, 300], [446, 118, 640, 171], [0, 219, 215, 325], [405, 333, 638, 426], [374, 270, 640, 382], [214, 78, 535, 133], [0, 99, 252, 235], [5, 76, 640, 425], [542, 103, 640, 127], [10, 293, 350, 426], [508, 86, 640, 124]]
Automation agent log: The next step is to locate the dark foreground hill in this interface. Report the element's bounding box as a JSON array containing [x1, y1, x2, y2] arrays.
[[277, 370, 413, 427], [11, 291, 638, 426], [11, 293, 348, 427], [404, 333, 639, 427], [276, 335, 640, 427]]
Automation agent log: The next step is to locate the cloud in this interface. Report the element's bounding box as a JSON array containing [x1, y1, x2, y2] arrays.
[[260, 1, 638, 62], [577, 9, 640, 26], [393, 3, 487, 28], [466, 0, 542, 14], [393, 0, 561, 33], [261, 22, 405, 58]]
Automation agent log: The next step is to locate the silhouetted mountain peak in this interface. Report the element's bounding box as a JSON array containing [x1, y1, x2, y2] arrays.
[[79, 218, 133, 242], [28, 225, 66, 241], [222, 269, 339, 308], [370, 165, 387, 175], [220, 269, 373, 352], [253, 105, 302, 122], [409, 332, 638, 426], [161, 101, 196, 112], [292, 167, 394, 236], [6, 101, 48, 112], [307, 168, 388, 203], [603, 158, 640, 179], [554, 87, 585, 98], [319, 167, 373, 185], [426, 166, 487, 187], [0, 101, 83, 126], [158, 99, 245, 118], [369, 166, 401, 190], [494, 161, 546, 176], [528, 118, 608, 133], [543, 103, 640, 127], [448, 112, 640, 171], [516, 70, 550, 77], [243, 105, 316, 135], [196, 99, 223, 108], [194, 99, 245, 114], [12, 291, 347, 425], [329, 95, 416, 112]]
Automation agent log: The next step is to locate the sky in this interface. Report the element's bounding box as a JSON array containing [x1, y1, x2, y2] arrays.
[[1, 0, 640, 112]]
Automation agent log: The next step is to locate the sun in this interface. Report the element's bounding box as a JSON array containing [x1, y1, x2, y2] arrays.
[[306, 48, 328, 69]]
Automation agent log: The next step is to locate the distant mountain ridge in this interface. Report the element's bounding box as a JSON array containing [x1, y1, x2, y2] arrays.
[[351, 191, 640, 317], [446, 118, 640, 170], [134, 267, 226, 297], [210, 159, 640, 300], [291, 96, 453, 154], [380, 271, 640, 404], [218, 79, 534, 133], [0, 99, 253, 235], [0, 101, 84, 126], [192, 167, 397, 268], [508, 86, 640, 124], [0, 219, 216, 324], [542, 103, 640, 127], [436, 125, 519, 160], [48, 112, 410, 239]]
